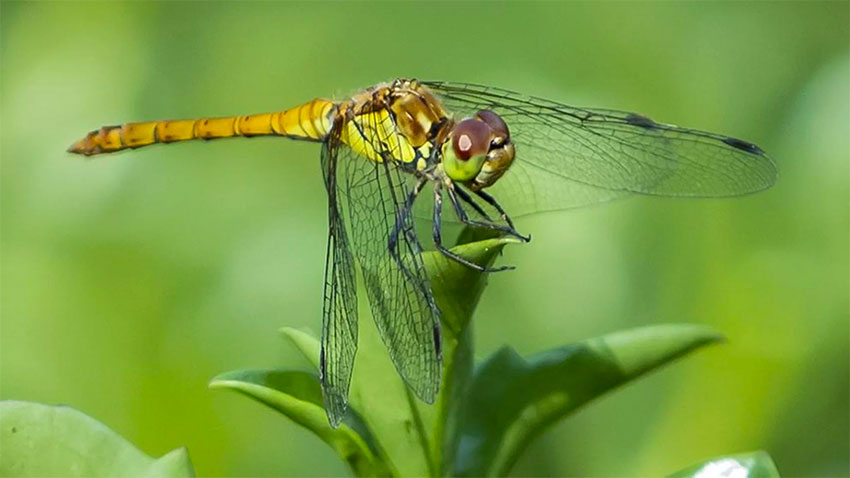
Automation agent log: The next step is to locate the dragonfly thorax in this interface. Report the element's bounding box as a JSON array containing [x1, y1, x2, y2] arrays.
[[441, 109, 516, 190]]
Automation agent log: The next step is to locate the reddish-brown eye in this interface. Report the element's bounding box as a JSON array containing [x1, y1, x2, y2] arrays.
[[452, 119, 491, 161], [475, 110, 510, 141]]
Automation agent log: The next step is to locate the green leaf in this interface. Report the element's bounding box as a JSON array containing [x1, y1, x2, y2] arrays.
[[451, 324, 724, 477], [0, 400, 194, 477], [209, 370, 393, 477], [423, 236, 518, 334], [668, 451, 781, 478], [280, 327, 321, 368], [454, 226, 504, 248]]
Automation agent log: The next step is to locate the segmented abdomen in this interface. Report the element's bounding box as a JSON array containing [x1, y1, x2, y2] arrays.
[[68, 98, 336, 156]]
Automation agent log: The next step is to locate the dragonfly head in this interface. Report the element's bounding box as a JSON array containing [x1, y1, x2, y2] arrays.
[[442, 110, 515, 190]]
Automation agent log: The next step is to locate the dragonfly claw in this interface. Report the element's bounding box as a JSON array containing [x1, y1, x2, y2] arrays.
[[504, 228, 531, 242]]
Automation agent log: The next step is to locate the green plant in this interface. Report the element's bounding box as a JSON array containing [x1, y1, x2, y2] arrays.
[[0, 233, 781, 477], [210, 232, 781, 477], [0, 401, 195, 477]]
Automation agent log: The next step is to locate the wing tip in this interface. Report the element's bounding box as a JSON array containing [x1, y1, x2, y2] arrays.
[[722, 136, 765, 156], [322, 389, 349, 428]]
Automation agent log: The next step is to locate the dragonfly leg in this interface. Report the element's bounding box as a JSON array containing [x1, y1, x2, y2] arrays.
[[434, 183, 514, 273], [387, 176, 437, 294], [388, 177, 425, 256], [472, 189, 531, 242], [452, 187, 493, 222], [446, 184, 528, 242]]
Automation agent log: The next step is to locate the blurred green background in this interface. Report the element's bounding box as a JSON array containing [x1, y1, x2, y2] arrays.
[[2, 2, 847, 476]]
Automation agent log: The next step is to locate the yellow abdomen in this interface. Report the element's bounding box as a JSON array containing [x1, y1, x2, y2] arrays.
[[68, 98, 336, 156]]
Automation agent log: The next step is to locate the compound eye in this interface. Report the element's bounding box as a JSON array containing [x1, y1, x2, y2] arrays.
[[452, 119, 491, 161], [475, 110, 510, 142]]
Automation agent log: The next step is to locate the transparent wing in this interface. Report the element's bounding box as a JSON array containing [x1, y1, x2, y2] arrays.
[[334, 115, 442, 403], [424, 81, 777, 216], [319, 138, 359, 427]]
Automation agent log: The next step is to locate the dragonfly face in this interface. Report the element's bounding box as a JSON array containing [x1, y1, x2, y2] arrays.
[[68, 77, 776, 427], [441, 109, 517, 190]]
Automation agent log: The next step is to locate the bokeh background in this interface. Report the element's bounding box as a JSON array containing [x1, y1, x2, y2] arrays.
[[2, 2, 848, 476]]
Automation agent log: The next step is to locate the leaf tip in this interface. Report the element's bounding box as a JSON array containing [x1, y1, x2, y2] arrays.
[[279, 327, 322, 367], [208, 371, 248, 390], [680, 325, 726, 348], [278, 326, 303, 340], [279, 326, 319, 346], [705, 332, 727, 345]]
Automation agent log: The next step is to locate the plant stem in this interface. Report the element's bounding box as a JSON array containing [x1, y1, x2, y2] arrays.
[[404, 387, 436, 477], [431, 323, 474, 477]]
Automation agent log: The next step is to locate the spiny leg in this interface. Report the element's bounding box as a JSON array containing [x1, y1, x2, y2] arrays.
[[473, 189, 531, 242], [387, 175, 430, 286], [445, 183, 527, 241], [452, 186, 492, 222], [434, 183, 514, 273]]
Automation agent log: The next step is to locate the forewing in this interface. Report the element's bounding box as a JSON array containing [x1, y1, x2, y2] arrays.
[[335, 118, 442, 403], [424, 81, 777, 216], [319, 138, 359, 427]]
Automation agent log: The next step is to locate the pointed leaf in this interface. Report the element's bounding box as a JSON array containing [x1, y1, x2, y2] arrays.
[[668, 451, 781, 478], [451, 324, 724, 476], [423, 237, 518, 334], [454, 226, 503, 248], [280, 327, 321, 368], [209, 370, 392, 477], [0, 400, 194, 477]]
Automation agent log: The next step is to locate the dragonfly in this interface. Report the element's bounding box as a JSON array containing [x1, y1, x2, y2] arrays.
[[68, 78, 777, 426]]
